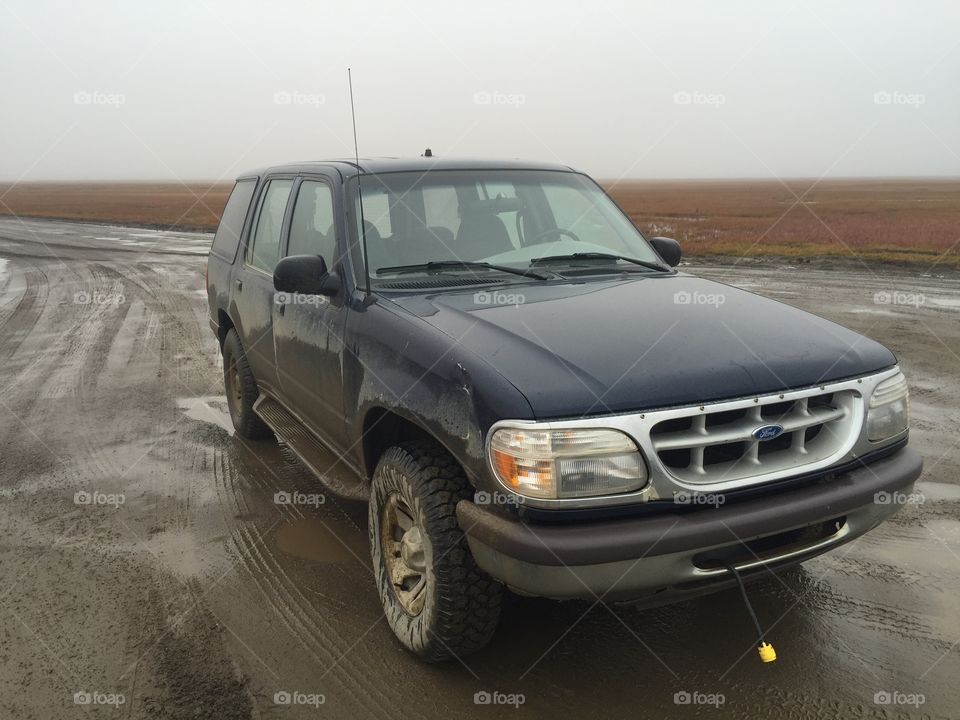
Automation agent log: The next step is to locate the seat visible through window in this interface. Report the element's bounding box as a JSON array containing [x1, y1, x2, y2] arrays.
[[287, 180, 336, 262]]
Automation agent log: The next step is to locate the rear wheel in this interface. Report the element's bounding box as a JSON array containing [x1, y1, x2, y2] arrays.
[[221, 329, 272, 441], [369, 441, 502, 661]]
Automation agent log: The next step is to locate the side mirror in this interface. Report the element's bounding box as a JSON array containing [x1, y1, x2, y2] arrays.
[[273, 255, 341, 297], [650, 237, 681, 267]]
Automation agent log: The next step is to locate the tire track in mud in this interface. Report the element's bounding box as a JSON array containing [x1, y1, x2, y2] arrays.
[[46, 252, 258, 718], [124, 573, 255, 720], [818, 553, 953, 591], [207, 441, 413, 720], [0, 261, 45, 360], [71, 257, 212, 489], [799, 573, 952, 652], [719, 685, 953, 720]]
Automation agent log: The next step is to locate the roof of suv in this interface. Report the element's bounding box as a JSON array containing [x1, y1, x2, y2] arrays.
[[239, 156, 577, 179]]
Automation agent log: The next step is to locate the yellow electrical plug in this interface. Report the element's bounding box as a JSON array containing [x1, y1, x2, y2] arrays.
[[758, 642, 777, 663]]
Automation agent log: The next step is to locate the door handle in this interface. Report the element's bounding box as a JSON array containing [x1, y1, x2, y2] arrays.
[[235, 279, 243, 292]]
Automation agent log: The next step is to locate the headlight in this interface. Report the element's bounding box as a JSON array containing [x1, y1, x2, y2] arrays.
[[866, 371, 909, 442], [488, 427, 647, 499]]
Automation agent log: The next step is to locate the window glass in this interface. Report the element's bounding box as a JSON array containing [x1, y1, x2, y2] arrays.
[[288, 180, 336, 261], [479, 180, 520, 247], [358, 188, 392, 237], [422, 186, 460, 236], [247, 179, 292, 272], [350, 171, 658, 280], [211, 179, 256, 260], [480, 180, 516, 199], [540, 182, 626, 251]]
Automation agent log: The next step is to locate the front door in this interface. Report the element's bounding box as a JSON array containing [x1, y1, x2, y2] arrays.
[[272, 175, 349, 449]]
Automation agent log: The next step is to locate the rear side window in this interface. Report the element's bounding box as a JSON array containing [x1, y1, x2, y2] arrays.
[[247, 179, 293, 273], [287, 180, 337, 262], [210, 179, 256, 260]]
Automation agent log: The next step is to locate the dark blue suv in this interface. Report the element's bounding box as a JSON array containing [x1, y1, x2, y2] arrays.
[[206, 157, 921, 661]]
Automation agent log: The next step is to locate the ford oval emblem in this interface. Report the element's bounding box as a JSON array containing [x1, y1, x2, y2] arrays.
[[752, 424, 784, 441]]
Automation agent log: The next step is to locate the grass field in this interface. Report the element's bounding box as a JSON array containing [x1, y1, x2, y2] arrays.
[[1, 178, 957, 266], [607, 178, 960, 267]]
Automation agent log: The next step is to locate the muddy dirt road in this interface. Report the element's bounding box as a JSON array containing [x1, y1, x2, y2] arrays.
[[0, 217, 957, 719]]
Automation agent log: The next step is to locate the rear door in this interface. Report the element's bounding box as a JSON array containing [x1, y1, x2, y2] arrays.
[[232, 175, 295, 394], [208, 178, 257, 330], [272, 174, 349, 448]]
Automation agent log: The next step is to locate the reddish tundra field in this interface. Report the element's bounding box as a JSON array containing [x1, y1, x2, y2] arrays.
[[0, 178, 958, 266]]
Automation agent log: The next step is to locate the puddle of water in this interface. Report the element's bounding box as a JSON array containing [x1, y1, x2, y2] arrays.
[[177, 396, 234, 435], [274, 517, 368, 564]]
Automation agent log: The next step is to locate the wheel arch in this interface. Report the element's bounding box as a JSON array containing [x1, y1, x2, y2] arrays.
[[217, 309, 235, 348], [361, 407, 459, 481]]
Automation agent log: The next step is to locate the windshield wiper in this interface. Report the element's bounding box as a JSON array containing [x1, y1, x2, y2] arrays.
[[376, 260, 550, 280], [530, 252, 669, 273]]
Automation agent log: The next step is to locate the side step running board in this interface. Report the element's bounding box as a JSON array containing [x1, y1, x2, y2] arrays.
[[254, 395, 368, 501]]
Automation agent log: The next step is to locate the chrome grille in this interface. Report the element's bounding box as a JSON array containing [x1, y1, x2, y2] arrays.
[[649, 390, 858, 484]]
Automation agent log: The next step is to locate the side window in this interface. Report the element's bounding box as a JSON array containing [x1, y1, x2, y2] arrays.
[[247, 179, 293, 273], [211, 179, 256, 260], [288, 180, 336, 262]]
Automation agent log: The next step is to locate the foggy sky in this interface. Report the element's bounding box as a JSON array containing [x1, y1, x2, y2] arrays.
[[1, 0, 958, 182]]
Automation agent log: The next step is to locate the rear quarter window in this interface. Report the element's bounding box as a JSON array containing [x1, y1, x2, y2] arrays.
[[210, 179, 257, 261]]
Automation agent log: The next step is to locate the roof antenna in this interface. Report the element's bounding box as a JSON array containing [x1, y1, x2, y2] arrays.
[[348, 68, 372, 297], [422, 148, 433, 157]]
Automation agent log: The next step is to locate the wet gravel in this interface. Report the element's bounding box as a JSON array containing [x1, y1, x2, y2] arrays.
[[0, 218, 957, 719]]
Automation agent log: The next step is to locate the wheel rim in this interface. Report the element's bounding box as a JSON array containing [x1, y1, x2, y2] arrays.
[[225, 357, 243, 421], [381, 493, 427, 616]]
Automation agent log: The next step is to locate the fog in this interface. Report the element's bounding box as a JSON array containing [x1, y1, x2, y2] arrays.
[[1, 0, 957, 181]]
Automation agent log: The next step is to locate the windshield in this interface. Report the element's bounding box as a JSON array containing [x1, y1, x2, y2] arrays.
[[346, 170, 660, 281]]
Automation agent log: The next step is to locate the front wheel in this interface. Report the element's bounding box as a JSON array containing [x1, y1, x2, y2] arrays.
[[369, 441, 502, 661]]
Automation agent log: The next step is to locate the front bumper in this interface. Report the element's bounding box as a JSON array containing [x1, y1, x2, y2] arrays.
[[457, 447, 922, 603]]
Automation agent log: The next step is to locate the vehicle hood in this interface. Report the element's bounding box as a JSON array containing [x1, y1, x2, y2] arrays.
[[386, 274, 896, 419]]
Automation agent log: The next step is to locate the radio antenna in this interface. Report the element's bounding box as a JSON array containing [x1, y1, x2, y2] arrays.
[[348, 68, 372, 296]]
